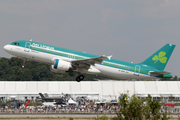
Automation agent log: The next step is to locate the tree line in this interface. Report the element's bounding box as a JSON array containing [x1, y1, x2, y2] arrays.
[[0, 57, 179, 81], [0, 57, 108, 81], [99, 93, 170, 120]]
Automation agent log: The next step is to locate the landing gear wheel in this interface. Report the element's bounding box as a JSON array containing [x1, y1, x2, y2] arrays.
[[76, 75, 84, 82], [79, 75, 84, 80], [76, 77, 80, 82]]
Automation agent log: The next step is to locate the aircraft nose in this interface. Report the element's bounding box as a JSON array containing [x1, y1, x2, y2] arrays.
[[3, 45, 11, 52]]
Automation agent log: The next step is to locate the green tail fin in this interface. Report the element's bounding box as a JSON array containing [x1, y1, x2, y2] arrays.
[[141, 44, 176, 71]]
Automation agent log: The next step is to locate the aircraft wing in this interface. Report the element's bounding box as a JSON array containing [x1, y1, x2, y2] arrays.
[[71, 55, 112, 69], [149, 71, 171, 76]]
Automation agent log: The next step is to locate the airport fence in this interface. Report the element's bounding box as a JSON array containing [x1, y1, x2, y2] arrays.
[[0, 107, 180, 114], [0, 107, 116, 114]]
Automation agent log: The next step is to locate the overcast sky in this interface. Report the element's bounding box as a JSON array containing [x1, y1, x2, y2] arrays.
[[0, 0, 180, 77]]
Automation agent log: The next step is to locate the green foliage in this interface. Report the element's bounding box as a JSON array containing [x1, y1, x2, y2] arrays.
[[99, 114, 108, 120], [117, 93, 144, 120], [111, 116, 119, 120], [162, 107, 170, 120], [172, 76, 178, 81], [146, 95, 161, 119], [115, 93, 169, 120], [0, 57, 110, 81], [69, 117, 73, 120], [169, 95, 174, 102], [0, 57, 179, 81], [94, 114, 108, 120]]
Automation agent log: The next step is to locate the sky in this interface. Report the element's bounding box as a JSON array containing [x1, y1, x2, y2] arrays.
[[0, 0, 180, 77]]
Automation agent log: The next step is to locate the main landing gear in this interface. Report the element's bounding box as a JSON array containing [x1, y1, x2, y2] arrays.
[[76, 75, 84, 82]]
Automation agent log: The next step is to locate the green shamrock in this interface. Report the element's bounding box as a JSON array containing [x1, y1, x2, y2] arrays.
[[152, 51, 167, 63]]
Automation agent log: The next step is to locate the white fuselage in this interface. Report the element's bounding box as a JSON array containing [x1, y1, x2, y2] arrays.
[[4, 44, 156, 80]]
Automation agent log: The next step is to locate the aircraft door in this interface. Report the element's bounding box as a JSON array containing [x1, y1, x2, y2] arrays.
[[134, 65, 140, 76], [24, 42, 31, 52]]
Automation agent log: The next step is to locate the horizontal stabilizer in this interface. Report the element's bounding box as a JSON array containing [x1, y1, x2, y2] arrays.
[[149, 71, 171, 76]]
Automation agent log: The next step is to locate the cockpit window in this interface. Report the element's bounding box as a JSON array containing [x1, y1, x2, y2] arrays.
[[11, 42, 20, 46]]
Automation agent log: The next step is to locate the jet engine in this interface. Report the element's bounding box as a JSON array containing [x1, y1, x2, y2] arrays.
[[50, 59, 72, 73]]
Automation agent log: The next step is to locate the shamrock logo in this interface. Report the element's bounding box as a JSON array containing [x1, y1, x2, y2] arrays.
[[152, 51, 167, 63]]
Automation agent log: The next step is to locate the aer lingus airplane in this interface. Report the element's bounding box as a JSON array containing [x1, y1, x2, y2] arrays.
[[4, 40, 175, 82]]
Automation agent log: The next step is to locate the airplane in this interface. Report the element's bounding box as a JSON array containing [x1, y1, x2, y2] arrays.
[[39, 93, 69, 107], [39, 93, 67, 103], [10, 99, 29, 109], [4, 40, 175, 82], [41, 101, 67, 107]]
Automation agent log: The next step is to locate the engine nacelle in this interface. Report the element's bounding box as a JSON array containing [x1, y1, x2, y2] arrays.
[[50, 59, 72, 73]]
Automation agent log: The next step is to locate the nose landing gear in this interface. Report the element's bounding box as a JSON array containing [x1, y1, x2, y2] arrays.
[[22, 58, 27, 68], [76, 75, 84, 82]]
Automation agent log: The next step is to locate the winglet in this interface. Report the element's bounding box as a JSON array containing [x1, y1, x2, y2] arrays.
[[107, 55, 112, 60]]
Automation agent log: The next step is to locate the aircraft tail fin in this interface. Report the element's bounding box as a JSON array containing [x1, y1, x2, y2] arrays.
[[39, 93, 45, 99], [25, 99, 29, 108], [141, 44, 175, 71]]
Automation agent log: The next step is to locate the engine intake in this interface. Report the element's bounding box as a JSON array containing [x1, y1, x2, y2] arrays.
[[50, 59, 72, 73]]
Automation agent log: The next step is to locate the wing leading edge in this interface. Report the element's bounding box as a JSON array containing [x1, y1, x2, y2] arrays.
[[72, 55, 112, 67]]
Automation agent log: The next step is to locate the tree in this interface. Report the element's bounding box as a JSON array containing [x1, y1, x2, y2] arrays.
[[169, 95, 174, 102], [20, 69, 33, 81], [146, 94, 161, 119], [172, 76, 178, 81], [113, 93, 168, 120], [0, 57, 178, 81]]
